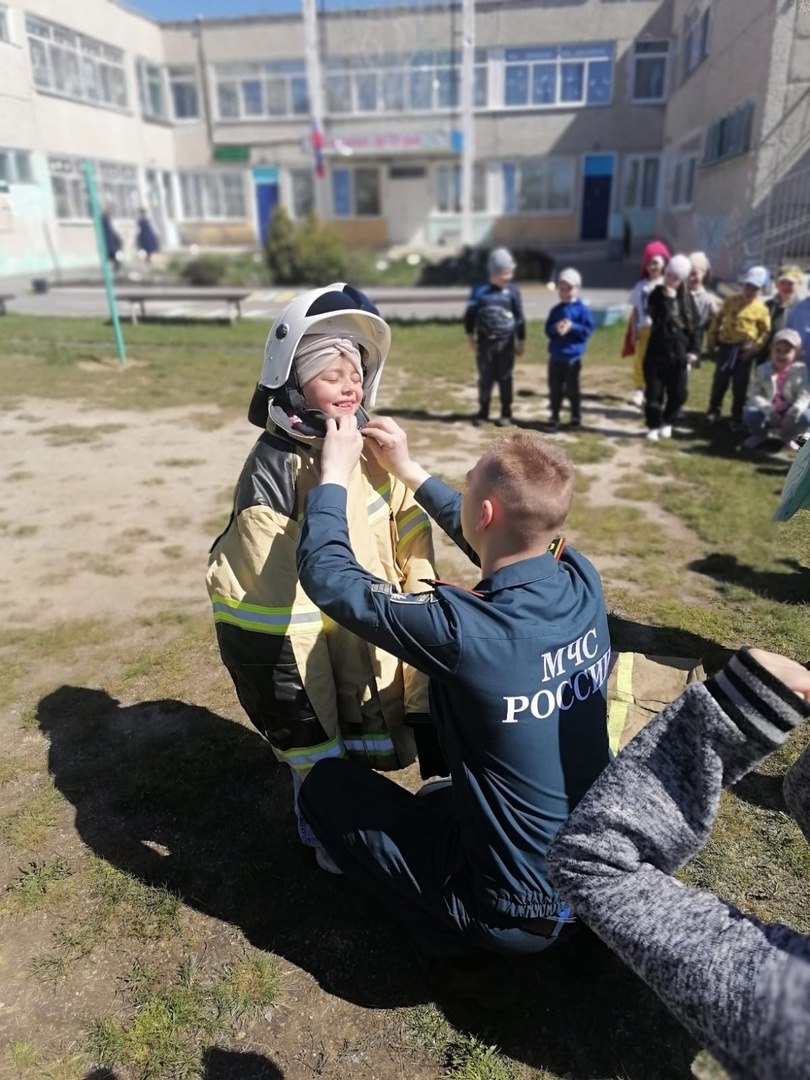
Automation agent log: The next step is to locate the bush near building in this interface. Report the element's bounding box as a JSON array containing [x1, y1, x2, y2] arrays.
[[265, 207, 347, 285]]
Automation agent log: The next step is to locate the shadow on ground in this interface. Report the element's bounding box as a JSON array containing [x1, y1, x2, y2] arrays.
[[689, 552, 810, 605], [83, 1047, 284, 1079], [40, 678, 700, 1079]]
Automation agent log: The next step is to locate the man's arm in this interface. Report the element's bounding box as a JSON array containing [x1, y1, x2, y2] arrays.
[[362, 417, 481, 567], [547, 648, 810, 1080]]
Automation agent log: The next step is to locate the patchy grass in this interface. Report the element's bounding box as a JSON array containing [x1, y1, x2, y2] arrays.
[[1, 313, 810, 1079], [37, 422, 126, 446]]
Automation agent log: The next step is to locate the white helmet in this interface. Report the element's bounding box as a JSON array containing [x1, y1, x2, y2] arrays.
[[260, 282, 391, 407]]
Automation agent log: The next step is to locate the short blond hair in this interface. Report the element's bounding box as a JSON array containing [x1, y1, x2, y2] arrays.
[[479, 430, 574, 541]]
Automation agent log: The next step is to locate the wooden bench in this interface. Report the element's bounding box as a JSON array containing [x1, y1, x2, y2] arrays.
[[0, 294, 15, 315], [114, 287, 253, 324]]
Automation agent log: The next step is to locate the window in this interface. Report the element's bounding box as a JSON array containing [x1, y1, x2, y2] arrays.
[[178, 172, 247, 219], [682, 7, 711, 81], [435, 164, 487, 213], [169, 66, 198, 120], [631, 40, 669, 103], [0, 149, 33, 185], [291, 169, 315, 218], [503, 159, 575, 214], [48, 157, 139, 220], [623, 156, 659, 210], [26, 16, 127, 110], [136, 60, 169, 121], [503, 44, 614, 109], [0, 6, 11, 43], [331, 167, 380, 217], [325, 50, 488, 115], [214, 60, 309, 120], [704, 101, 755, 167], [673, 154, 699, 208]]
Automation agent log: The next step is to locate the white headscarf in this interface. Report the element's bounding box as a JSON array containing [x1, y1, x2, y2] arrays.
[[294, 335, 363, 387]]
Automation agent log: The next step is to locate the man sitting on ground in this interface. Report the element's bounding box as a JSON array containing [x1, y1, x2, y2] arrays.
[[295, 418, 611, 1004]]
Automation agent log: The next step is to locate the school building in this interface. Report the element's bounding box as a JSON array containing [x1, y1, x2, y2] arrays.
[[0, 0, 808, 278]]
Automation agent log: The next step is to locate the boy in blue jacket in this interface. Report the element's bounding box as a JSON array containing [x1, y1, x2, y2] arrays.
[[545, 267, 595, 430]]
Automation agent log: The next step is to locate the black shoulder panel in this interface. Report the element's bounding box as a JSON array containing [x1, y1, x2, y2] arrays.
[[234, 430, 298, 518]]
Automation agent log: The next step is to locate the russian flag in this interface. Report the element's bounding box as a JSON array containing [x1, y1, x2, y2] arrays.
[[311, 118, 325, 178]]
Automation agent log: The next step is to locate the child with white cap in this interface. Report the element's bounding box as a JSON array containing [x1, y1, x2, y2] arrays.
[[206, 284, 439, 873], [544, 267, 595, 430], [643, 255, 701, 441], [687, 252, 720, 365], [754, 264, 804, 365], [742, 327, 810, 451], [705, 266, 771, 429]]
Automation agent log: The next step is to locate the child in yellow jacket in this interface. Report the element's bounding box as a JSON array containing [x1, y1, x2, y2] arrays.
[[705, 266, 771, 430]]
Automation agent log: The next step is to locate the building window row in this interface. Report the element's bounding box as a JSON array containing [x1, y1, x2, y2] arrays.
[[27, 15, 128, 111], [215, 60, 309, 121], [703, 100, 754, 168], [504, 45, 614, 109], [0, 148, 34, 185], [179, 172, 247, 219], [48, 157, 140, 220]]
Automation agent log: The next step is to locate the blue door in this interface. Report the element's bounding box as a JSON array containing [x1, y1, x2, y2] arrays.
[[580, 155, 614, 241], [253, 167, 279, 246]]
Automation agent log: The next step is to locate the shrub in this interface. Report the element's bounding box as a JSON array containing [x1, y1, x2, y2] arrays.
[[179, 255, 227, 287], [265, 205, 298, 284], [295, 213, 347, 284]]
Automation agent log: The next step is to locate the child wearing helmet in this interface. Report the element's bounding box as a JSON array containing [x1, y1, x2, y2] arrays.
[[206, 284, 439, 872]]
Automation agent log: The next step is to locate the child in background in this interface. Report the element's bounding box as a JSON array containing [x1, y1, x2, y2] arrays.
[[754, 265, 804, 365], [545, 267, 595, 430], [705, 266, 771, 430], [687, 251, 720, 365], [464, 247, 526, 427], [742, 328, 810, 451], [625, 241, 670, 407], [643, 255, 701, 442], [135, 208, 160, 265], [206, 284, 437, 873]]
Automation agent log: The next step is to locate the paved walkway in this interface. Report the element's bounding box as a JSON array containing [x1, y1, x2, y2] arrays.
[[0, 271, 632, 324]]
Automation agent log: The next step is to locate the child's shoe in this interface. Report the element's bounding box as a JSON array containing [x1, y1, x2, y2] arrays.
[[659, 425, 672, 439], [646, 428, 661, 442], [568, 417, 582, 429], [704, 410, 720, 424], [630, 388, 645, 408], [494, 415, 513, 427], [548, 416, 560, 432], [471, 412, 488, 427]]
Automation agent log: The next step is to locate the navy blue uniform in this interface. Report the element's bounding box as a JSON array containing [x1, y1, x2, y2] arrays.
[[464, 282, 526, 421], [296, 477, 610, 957]]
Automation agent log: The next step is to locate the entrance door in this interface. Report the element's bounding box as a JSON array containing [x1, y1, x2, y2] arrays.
[[386, 165, 430, 245], [253, 167, 279, 246], [580, 154, 614, 241]]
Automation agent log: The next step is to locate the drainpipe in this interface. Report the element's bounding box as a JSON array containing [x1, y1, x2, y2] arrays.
[[195, 16, 214, 150]]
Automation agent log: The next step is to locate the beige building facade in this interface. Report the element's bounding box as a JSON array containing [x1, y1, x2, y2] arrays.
[[0, 0, 806, 278]]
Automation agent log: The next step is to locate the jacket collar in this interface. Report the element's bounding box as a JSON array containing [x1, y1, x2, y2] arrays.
[[475, 549, 564, 594]]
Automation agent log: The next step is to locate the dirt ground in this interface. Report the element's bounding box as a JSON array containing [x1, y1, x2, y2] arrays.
[[0, 370, 708, 1079]]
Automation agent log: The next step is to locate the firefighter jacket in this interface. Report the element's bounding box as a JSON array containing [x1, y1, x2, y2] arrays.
[[206, 406, 435, 775], [297, 478, 611, 921]]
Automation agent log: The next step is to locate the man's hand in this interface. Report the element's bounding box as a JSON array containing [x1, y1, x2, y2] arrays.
[[515, 340, 526, 356], [362, 417, 431, 491], [319, 415, 364, 488], [686, 352, 698, 366], [748, 648, 810, 702], [467, 335, 477, 353], [556, 320, 571, 336]]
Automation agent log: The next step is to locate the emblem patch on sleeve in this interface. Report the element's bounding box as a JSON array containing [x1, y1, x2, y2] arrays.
[[371, 582, 394, 594], [390, 592, 437, 604]]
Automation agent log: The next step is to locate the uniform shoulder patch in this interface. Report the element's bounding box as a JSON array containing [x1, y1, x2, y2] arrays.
[[390, 591, 437, 604], [371, 582, 394, 594]]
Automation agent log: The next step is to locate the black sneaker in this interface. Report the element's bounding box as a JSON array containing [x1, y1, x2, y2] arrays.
[[704, 410, 720, 424], [472, 413, 488, 427], [494, 415, 514, 427], [568, 417, 581, 429], [729, 419, 745, 434], [548, 417, 560, 432]]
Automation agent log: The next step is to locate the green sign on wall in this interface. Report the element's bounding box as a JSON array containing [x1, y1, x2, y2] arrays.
[[213, 145, 250, 162]]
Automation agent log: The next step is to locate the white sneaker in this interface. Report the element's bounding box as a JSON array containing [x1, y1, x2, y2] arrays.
[[660, 425, 672, 439], [646, 428, 660, 442], [315, 847, 344, 875], [631, 388, 645, 408]]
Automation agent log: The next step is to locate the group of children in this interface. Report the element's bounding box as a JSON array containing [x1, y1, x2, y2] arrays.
[[463, 243, 810, 452]]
